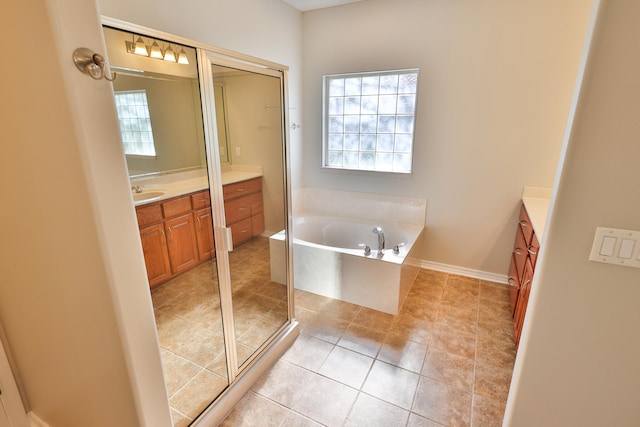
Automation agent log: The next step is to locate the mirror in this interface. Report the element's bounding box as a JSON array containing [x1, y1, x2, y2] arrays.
[[209, 62, 289, 367], [103, 26, 230, 424], [103, 27, 230, 177]]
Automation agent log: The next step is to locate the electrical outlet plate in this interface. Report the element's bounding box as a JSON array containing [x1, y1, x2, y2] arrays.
[[589, 226, 640, 268]]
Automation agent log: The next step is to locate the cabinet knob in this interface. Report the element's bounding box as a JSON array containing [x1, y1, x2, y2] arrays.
[[527, 246, 538, 255], [514, 248, 524, 255], [519, 220, 529, 227]]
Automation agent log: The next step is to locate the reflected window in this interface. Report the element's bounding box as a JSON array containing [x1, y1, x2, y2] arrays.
[[114, 90, 157, 156], [322, 69, 419, 173]]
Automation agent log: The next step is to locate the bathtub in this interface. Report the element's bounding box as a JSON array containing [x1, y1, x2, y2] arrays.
[[272, 215, 424, 315], [269, 187, 427, 314]]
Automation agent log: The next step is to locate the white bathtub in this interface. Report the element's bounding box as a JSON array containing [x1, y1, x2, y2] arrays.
[[269, 188, 427, 314], [282, 215, 424, 315]]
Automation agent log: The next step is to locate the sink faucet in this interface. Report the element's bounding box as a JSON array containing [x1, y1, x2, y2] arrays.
[[372, 226, 385, 252], [131, 185, 143, 194]]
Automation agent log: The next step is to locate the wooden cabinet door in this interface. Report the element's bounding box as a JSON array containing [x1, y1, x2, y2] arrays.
[[514, 258, 534, 347], [194, 208, 215, 261], [508, 253, 520, 315], [165, 214, 199, 275], [139, 223, 172, 288], [230, 217, 253, 247]]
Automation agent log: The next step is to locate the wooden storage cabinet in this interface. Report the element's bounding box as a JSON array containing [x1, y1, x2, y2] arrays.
[[136, 190, 213, 288], [508, 203, 540, 347], [223, 177, 265, 248], [135, 178, 264, 287]]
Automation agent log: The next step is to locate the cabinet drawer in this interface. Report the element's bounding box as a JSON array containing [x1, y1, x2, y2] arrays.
[[508, 253, 520, 315], [518, 204, 534, 245], [136, 203, 163, 227], [513, 225, 528, 282], [191, 190, 210, 210], [223, 177, 262, 201], [162, 196, 192, 218], [230, 217, 253, 247], [225, 196, 253, 224]]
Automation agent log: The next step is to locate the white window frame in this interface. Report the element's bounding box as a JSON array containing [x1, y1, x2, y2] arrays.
[[114, 90, 157, 157], [322, 68, 419, 173]]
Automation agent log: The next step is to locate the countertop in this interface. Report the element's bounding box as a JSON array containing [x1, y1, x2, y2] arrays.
[[132, 170, 262, 206], [521, 187, 552, 240]]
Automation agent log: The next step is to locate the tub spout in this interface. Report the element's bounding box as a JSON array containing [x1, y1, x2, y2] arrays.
[[372, 227, 385, 252]]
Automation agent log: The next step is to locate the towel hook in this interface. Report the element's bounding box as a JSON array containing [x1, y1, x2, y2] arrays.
[[72, 47, 116, 82]]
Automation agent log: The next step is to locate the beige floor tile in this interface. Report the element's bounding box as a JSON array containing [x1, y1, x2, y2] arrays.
[[407, 412, 448, 426], [318, 346, 374, 389], [281, 334, 334, 372], [160, 349, 205, 397], [474, 361, 514, 403], [344, 392, 410, 427], [318, 299, 361, 321], [377, 332, 428, 373], [280, 412, 324, 427], [251, 360, 316, 408], [170, 370, 228, 419], [352, 306, 396, 332], [294, 289, 332, 312], [290, 374, 359, 427], [472, 394, 506, 427], [219, 391, 290, 427], [422, 348, 475, 389], [413, 376, 472, 427], [219, 267, 517, 427], [303, 314, 350, 344], [337, 323, 387, 357], [390, 312, 434, 345], [362, 360, 420, 409], [170, 408, 192, 427], [400, 296, 441, 322]]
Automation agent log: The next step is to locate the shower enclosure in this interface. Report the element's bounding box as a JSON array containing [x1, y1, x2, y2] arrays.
[[103, 19, 295, 426]]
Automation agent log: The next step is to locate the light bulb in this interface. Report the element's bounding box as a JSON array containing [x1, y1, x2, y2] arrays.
[[133, 36, 148, 56], [149, 41, 163, 59], [163, 45, 176, 62], [177, 48, 189, 65]]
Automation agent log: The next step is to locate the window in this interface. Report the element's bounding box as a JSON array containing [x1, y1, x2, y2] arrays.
[[114, 90, 156, 156], [323, 69, 419, 173]]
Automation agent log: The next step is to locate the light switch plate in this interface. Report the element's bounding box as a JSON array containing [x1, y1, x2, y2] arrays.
[[589, 227, 640, 268]]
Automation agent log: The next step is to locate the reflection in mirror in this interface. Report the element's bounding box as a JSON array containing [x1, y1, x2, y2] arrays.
[[211, 63, 289, 367], [103, 26, 229, 423]]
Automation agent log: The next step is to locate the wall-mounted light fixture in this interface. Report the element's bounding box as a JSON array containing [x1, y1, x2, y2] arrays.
[[125, 35, 189, 65]]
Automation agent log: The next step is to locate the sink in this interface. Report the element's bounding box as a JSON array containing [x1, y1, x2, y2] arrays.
[[132, 191, 165, 202]]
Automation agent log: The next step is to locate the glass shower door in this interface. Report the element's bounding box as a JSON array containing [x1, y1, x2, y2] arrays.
[[202, 57, 291, 373]]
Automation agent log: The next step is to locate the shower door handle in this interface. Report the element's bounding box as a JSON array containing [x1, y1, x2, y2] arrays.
[[225, 227, 234, 252]]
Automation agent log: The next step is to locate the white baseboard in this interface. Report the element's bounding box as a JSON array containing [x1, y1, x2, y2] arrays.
[[419, 260, 509, 285], [29, 412, 51, 427]]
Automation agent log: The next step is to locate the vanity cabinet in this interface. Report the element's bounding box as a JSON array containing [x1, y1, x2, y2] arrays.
[[508, 203, 540, 347], [135, 178, 264, 287], [136, 192, 209, 288], [223, 177, 265, 248]]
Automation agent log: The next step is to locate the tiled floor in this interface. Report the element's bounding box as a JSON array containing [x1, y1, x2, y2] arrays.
[[221, 269, 516, 427], [151, 236, 288, 426]]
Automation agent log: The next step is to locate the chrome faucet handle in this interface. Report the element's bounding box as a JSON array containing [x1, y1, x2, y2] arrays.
[[358, 243, 372, 255], [131, 185, 143, 194], [393, 243, 406, 254]]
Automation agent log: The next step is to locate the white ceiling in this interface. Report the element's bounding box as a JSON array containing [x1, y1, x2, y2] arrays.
[[281, 0, 367, 12]]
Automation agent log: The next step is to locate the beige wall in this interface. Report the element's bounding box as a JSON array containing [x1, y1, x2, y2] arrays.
[[505, 0, 640, 424], [0, 0, 169, 425], [221, 73, 286, 234], [301, 0, 593, 276], [0, 0, 303, 425], [97, 0, 304, 189]]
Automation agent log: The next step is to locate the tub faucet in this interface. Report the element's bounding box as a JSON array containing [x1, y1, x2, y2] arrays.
[[372, 227, 385, 252]]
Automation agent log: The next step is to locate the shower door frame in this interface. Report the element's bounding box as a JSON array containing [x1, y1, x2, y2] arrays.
[[101, 16, 298, 426]]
